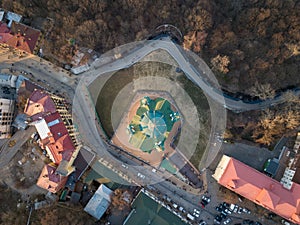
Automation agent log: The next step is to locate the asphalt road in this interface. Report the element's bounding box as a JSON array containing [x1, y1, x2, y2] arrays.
[[73, 37, 295, 224], [0, 39, 294, 225], [82, 37, 299, 112]]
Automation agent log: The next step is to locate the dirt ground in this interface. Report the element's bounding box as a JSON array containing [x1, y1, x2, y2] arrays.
[[0, 139, 47, 199]]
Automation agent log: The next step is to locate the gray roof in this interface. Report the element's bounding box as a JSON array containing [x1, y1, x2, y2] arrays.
[[84, 184, 112, 220]]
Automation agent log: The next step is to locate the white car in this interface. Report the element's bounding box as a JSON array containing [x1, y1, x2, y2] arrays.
[[223, 218, 232, 224], [137, 173, 145, 179], [242, 207, 251, 214], [194, 208, 200, 214], [121, 164, 128, 169], [192, 212, 200, 218], [233, 205, 238, 213], [224, 208, 231, 214]]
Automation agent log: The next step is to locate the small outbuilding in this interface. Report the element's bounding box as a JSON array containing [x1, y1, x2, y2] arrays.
[[84, 184, 113, 220]]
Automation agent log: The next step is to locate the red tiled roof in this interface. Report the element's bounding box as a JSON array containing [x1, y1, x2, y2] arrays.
[[24, 89, 56, 117], [3, 21, 40, 53], [42, 112, 75, 163], [0, 22, 12, 43], [0, 22, 10, 33], [37, 163, 68, 193], [214, 155, 300, 224]]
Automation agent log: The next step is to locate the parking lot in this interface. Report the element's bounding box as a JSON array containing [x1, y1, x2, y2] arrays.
[[193, 168, 291, 225]]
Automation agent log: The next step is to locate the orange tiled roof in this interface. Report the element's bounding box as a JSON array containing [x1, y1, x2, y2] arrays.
[[214, 155, 300, 224], [36, 163, 68, 193], [42, 112, 75, 164], [25, 90, 75, 164]]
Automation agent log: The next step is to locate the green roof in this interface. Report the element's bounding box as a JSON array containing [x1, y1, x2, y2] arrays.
[[84, 160, 130, 189], [160, 158, 177, 174], [128, 96, 180, 153], [124, 191, 188, 225]]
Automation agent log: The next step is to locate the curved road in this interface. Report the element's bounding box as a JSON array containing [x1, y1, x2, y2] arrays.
[[82, 37, 299, 112]]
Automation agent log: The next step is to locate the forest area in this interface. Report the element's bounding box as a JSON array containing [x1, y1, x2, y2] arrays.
[[0, 0, 299, 144]]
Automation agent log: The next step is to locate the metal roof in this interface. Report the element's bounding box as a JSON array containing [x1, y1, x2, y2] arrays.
[[84, 184, 112, 220]]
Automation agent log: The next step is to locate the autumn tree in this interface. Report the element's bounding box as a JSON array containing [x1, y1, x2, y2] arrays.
[[211, 55, 230, 74], [110, 189, 131, 211], [248, 81, 276, 100]]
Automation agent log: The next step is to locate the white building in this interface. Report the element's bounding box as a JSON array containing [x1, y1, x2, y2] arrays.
[[0, 98, 14, 138], [5, 11, 22, 28], [0, 74, 28, 138]]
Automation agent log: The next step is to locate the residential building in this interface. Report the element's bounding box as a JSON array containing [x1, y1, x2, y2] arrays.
[[84, 184, 113, 220], [25, 89, 81, 193], [32, 112, 75, 165], [213, 155, 300, 225], [5, 11, 22, 28], [0, 20, 40, 53], [36, 163, 68, 193], [0, 97, 14, 138], [0, 74, 20, 138]]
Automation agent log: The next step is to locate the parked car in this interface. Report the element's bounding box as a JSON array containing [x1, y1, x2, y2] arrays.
[[238, 207, 243, 214], [216, 206, 222, 212], [193, 212, 200, 218], [224, 208, 231, 214], [194, 208, 200, 214], [281, 220, 291, 225], [199, 221, 207, 225], [222, 202, 230, 208], [220, 212, 227, 219], [233, 205, 238, 213], [223, 218, 232, 224], [242, 219, 252, 224], [201, 198, 210, 207], [242, 208, 251, 214], [187, 213, 195, 221], [137, 173, 145, 179], [215, 215, 222, 224], [202, 195, 211, 203]]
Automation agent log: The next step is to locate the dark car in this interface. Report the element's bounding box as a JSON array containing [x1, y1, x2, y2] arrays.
[[220, 212, 226, 219], [216, 206, 222, 212], [201, 199, 209, 207], [254, 222, 262, 225], [243, 220, 252, 224], [215, 215, 222, 223], [222, 202, 230, 208]]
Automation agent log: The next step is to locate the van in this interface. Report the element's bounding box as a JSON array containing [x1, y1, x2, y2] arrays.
[[187, 213, 195, 221]]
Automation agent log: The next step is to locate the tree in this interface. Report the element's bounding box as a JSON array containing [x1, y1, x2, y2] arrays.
[[248, 81, 276, 100], [110, 189, 131, 211], [183, 31, 207, 52], [211, 55, 230, 74]]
